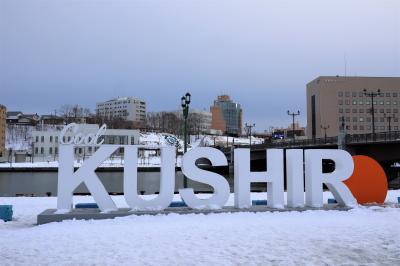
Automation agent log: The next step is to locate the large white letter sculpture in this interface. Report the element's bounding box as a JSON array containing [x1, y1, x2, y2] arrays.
[[286, 149, 305, 208], [234, 149, 284, 208], [180, 147, 230, 209], [305, 149, 356, 207], [57, 145, 119, 213], [124, 146, 175, 210]]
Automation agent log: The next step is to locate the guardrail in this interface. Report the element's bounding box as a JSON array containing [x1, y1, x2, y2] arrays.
[[345, 131, 400, 144]]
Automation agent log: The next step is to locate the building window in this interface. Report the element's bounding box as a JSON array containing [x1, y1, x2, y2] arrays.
[[49, 147, 53, 154], [79, 148, 82, 154], [359, 109, 364, 113], [386, 109, 391, 113], [55, 147, 58, 154], [352, 92, 357, 97], [345, 92, 350, 97], [119, 136, 125, 145], [131, 137, 135, 145], [339, 108, 343, 113], [367, 125, 371, 130], [35, 147, 38, 154], [338, 92, 343, 97], [346, 117, 350, 122], [386, 93, 391, 97], [360, 125, 364, 130], [352, 109, 357, 113], [36, 136, 39, 142], [386, 101, 391, 105], [41, 136, 44, 143], [379, 101, 384, 105], [345, 109, 350, 113], [394, 109, 398, 113], [358, 101, 363, 105], [40, 147, 44, 154], [380, 109, 384, 113], [380, 126, 385, 130], [338, 100, 343, 105], [352, 100, 357, 105], [55, 136, 58, 143], [50, 136, 53, 143], [393, 101, 397, 105], [353, 125, 357, 130], [395, 118, 399, 122], [352, 117, 357, 122], [367, 117, 371, 122], [395, 126, 399, 130], [393, 93, 398, 97], [380, 117, 384, 122], [359, 117, 364, 122]]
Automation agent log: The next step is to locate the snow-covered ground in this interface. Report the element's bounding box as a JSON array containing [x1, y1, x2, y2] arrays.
[[0, 191, 399, 265]]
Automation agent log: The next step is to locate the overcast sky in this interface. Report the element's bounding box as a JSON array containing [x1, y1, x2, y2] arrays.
[[1, 0, 399, 131]]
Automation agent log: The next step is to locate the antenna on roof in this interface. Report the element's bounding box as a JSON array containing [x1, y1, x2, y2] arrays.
[[344, 53, 347, 77]]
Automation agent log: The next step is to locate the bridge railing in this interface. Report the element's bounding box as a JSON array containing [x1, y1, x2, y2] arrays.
[[346, 131, 400, 144]]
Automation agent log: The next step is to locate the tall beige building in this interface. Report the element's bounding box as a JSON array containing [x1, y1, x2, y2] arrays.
[[0, 104, 6, 157], [307, 76, 400, 139]]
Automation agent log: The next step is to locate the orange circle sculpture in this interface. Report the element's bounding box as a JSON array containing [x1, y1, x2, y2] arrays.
[[344, 155, 388, 204]]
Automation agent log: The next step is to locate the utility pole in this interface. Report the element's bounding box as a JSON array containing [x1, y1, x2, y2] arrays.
[[181, 92, 191, 188], [321, 125, 330, 143], [384, 113, 394, 136], [363, 89, 381, 140], [245, 123, 255, 148], [287, 110, 300, 144]]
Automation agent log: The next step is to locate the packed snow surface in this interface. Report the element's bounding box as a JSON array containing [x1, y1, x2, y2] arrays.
[[0, 191, 399, 265]]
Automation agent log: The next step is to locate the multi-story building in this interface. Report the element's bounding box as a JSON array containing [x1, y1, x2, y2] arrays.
[[32, 124, 140, 161], [307, 76, 400, 139], [96, 97, 146, 123], [210, 95, 243, 136], [0, 105, 6, 158]]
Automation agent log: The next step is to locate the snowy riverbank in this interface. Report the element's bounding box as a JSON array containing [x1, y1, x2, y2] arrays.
[[0, 191, 399, 265]]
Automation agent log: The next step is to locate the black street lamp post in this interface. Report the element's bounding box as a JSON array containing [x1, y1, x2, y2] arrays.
[[363, 89, 381, 140], [181, 92, 191, 188], [384, 113, 394, 136], [287, 110, 300, 144], [321, 125, 330, 143], [245, 123, 255, 148]]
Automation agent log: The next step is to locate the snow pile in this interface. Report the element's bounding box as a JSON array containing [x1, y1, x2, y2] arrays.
[[0, 191, 399, 265]]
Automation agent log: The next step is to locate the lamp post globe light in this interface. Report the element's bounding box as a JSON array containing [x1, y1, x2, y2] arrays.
[[181, 92, 191, 188]]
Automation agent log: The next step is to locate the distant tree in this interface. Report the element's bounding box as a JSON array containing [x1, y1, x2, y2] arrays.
[[59, 104, 92, 123]]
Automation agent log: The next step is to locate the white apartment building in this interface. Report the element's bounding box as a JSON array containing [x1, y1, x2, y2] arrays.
[[32, 124, 140, 161], [190, 109, 212, 133], [174, 109, 212, 134], [96, 97, 146, 122]]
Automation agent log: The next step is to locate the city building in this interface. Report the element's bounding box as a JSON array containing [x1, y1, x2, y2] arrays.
[[6, 111, 40, 126], [210, 95, 243, 136], [0, 105, 6, 158], [174, 109, 212, 134], [32, 124, 140, 161], [307, 76, 400, 139], [96, 97, 146, 123]]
